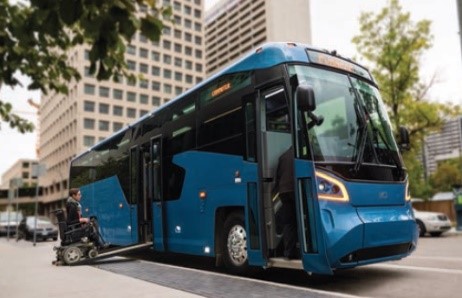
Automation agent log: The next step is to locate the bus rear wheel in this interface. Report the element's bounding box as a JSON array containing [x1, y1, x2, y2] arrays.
[[222, 212, 248, 274]]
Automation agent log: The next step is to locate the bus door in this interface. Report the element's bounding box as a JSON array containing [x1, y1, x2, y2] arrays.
[[259, 85, 332, 274], [140, 142, 153, 242], [151, 136, 166, 251]]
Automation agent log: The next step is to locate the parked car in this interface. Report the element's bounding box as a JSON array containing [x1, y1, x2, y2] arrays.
[[17, 216, 58, 241], [0, 211, 23, 236], [413, 208, 452, 237]]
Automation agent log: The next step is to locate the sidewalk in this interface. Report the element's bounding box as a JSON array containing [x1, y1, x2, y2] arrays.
[[0, 238, 203, 298]]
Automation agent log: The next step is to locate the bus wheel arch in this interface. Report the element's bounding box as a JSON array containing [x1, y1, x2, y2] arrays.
[[218, 208, 249, 274]]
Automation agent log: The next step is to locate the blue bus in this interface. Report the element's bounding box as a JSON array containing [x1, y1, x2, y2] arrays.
[[69, 42, 417, 275]]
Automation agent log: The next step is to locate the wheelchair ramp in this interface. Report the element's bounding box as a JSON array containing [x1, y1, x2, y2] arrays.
[[78, 242, 153, 264]]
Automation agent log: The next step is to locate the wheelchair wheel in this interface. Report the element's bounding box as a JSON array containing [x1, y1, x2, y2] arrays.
[[88, 248, 98, 259], [62, 246, 82, 265]]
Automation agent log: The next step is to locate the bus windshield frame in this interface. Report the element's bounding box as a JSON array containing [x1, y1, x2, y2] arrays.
[[289, 64, 403, 172]]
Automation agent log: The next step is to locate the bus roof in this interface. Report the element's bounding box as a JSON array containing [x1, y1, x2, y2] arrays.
[[73, 42, 372, 161]]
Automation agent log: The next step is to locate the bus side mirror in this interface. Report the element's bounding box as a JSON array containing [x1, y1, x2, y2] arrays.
[[296, 85, 324, 127], [398, 126, 410, 151], [296, 85, 316, 112]]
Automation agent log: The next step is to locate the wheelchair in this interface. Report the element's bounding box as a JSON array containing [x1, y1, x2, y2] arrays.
[[52, 209, 100, 265]]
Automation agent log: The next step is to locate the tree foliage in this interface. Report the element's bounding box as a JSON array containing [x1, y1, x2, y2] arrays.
[[430, 159, 462, 192], [0, 0, 171, 132], [352, 0, 461, 198]]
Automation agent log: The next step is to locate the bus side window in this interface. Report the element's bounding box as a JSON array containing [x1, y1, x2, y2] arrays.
[[265, 89, 290, 132]]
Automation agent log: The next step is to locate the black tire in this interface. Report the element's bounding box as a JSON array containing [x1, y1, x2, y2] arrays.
[[62, 246, 82, 265], [430, 232, 442, 237], [53, 237, 58, 241], [222, 212, 249, 274], [417, 220, 426, 237]]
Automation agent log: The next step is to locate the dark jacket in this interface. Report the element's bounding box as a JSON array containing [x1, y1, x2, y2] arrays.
[[275, 147, 295, 195], [66, 197, 81, 225]]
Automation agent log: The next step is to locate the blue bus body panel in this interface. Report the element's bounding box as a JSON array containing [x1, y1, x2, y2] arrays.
[[161, 151, 258, 257], [346, 180, 406, 206], [295, 160, 333, 274], [80, 176, 138, 246]]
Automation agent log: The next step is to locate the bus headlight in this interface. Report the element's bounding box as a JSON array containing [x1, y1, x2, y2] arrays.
[[405, 181, 411, 201], [315, 171, 349, 202]]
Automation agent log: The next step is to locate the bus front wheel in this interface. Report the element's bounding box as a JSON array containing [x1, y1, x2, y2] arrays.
[[222, 212, 248, 274]]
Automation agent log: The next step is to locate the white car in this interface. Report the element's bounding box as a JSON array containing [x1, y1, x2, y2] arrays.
[[413, 208, 452, 237]]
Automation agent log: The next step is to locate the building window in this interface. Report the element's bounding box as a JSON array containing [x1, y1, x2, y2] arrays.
[[140, 110, 149, 117], [194, 9, 201, 18], [139, 63, 148, 74], [139, 48, 148, 58], [152, 81, 161, 91], [185, 74, 193, 83], [99, 86, 110, 97], [127, 45, 136, 55], [195, 63, 203, 72], [139, 34, 147, 43], [174, 29, 182, 39], [151, 51, 160, 61], [84, 67, 93, 77], [139, 79, 149, 89], [163, 54, 172, 64], [151, 66, 160, 76], [173, 1, 181, 11], [185, 60, 192, 70], [127, 60, 136, 71], [84, 50, 90, 60], [163, 69, 172, 79], [99, 120, 109, 131], [84, 100, 95, 112], [174, 72, 183, 81], [140, 94, 149, 104], [84, 118, 95, 129], [113, 105, 123, 116], [84, 136, 95, 147], [84, 84, 95, 95], [174, 15, 181, 25], [99, 103, 109, 114], [152, 96, 161, 106], [22, 162, 30, 168], [184, 19, 192, 29], [163, 40, 171, 50], [113, 89, 123, 100], [22, 172, 29, 179], [195, 36, 202, 45], [113, 122, 123, 132], [163, 26, 171, 35], [127, 108, 137, 118], [185, 46, 192, 55], [185, 33, 192, 42], [194, 22, 201, 32], [175, 86, 182, 95], [127, 92, 136, 102], [174, 43, 182, 53], [164, 84, 172, 94], [174, 57, 182, 67]]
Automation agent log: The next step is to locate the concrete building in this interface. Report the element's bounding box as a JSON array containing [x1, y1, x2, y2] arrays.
[[205, 0, 312, 75], [0, 159, 39, 189], [38, 0, 206, 213], [423, 116, 462, 177]]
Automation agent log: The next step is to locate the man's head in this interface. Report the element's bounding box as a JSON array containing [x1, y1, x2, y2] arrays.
[[69, 188, 82, 201]]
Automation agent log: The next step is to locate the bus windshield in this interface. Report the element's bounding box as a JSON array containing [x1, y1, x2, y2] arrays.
[[289, 65, 401, 167]]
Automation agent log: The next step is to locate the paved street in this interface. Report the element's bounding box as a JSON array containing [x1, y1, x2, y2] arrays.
[[1, 230, 461, 298]]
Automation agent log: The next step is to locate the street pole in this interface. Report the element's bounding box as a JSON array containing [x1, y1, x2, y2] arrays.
[[32, 164, 46, 247]]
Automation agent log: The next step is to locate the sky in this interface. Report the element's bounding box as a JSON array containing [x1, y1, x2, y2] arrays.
[[0, 0, 461, 184]]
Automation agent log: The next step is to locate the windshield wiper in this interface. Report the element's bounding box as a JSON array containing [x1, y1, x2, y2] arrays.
[[351, 90, 368, 173]]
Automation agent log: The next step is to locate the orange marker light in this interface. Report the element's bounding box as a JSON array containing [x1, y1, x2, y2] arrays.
[[199, 191, 207, 200]]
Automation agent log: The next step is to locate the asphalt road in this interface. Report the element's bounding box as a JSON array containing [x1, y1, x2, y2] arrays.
[[121, 232, 462, 298]]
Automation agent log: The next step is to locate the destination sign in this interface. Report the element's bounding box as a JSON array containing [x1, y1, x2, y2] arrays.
[[306, 49, 373, 81]]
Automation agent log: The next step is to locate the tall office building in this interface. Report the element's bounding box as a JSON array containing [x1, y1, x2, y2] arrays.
[[38, 0, 206, 212], [422, 116, 462, 177], [205, 0, 312, 75]]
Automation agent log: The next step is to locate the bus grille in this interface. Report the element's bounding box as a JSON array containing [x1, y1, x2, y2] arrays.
[[340, 242, 413, 263]]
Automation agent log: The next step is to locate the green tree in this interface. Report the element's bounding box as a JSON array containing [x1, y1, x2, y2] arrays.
[[0, 0, 171, 132], [430, 159, 462, 193], [352, 0, 460, 198]]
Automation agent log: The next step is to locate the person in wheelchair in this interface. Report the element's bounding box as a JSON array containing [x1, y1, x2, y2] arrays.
[[66, 188, 108, 250]]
